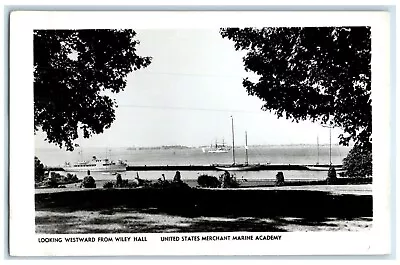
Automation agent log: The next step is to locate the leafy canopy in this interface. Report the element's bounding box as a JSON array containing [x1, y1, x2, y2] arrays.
[[34, 156, 45, 182], [220, 27, 371, 150], [34, 30, 151, 151]]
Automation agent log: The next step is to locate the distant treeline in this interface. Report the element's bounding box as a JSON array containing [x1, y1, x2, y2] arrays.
[[127, 144, 347, 150], [127, 145, 191, 151]]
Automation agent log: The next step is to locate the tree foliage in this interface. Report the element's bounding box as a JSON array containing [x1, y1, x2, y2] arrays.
[[342, 144, 372, 178], [34, 156, 45, 182], [34, 30, 151, 151], [220, 27, 371, 151]]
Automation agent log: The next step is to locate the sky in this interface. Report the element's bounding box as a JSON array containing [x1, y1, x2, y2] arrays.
[[35, 29, 345, 149]]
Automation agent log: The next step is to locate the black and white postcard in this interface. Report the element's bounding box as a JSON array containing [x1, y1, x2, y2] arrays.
[[9, 11, 391, 256]]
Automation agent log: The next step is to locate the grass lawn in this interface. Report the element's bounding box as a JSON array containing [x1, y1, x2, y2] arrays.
[[36, 185, 372, 233]]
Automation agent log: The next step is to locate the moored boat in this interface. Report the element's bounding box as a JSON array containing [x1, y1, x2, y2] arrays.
[[206, 139, 230, 153], [215, 164, 261, 171], [63, 156, 127, 172], [208, 148, 229, 153], [306, 165, 344, 172], [215, 117, 261, 171]]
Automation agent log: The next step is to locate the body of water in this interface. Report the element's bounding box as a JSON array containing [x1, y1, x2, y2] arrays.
[[36, 145, 350, 182]]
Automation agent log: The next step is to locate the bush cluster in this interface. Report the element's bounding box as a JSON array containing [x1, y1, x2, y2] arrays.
[[102, 173, 189, 190], [197, 174, 221, 188], [103, 181, 114, 189], [197, 172, 240, 188], [81, 176, 96, 188], [221, 171, 240, 188]]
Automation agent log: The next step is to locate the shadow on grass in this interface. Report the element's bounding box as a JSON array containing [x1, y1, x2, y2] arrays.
[[36, 215, 79, 225], [36, 210, 348, 233], [36, 188, 372, 233], [36, 215, 81, 234], [185, 218, 286, 232], [272, 216, 338, 228]]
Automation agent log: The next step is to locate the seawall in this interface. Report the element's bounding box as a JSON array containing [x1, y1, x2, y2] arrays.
[[48, 164, 343, 172]]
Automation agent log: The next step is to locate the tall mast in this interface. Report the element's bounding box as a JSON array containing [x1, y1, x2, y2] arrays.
[[79, 148, 83, 161], [231, 116, 235, 165], [322, 124, 333, 165], [329, 127, 332, 165], [245, 131, 248, 165], [317, 136, 319, 165]]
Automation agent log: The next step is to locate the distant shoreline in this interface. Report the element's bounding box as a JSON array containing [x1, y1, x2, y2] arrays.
[[36, 143, 351, 151]]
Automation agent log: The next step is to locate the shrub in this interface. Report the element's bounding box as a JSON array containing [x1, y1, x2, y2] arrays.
[[275, 172, 285, 186], [197, 174, 221, 188], [45, 177, 59, 188], [328, 167, 337, 178], [66, 173, 79, 182], [149, 177, 190, 189], [166, 181, 190, 189], [116, 174, 123, 187], [103, 181, 114, 189], [82, 176, 96, 188], [220, 171, 240, 188], [151, 178, 171, 188], [326, 166, 338, 184], [218, 172, 239, 188], [136, 178, 152, 187], [224, 176, 240, 188], [121, 179, 129, 187], [122, 180, 139, 188], [173, 171, 182, 183]]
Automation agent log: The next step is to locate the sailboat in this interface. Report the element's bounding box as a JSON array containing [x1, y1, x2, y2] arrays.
[[306, 129, 342, 171], [215, 117, 261, 171]]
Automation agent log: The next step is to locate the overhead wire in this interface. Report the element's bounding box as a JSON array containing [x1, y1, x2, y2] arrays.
[[117, 104, 263, 114]]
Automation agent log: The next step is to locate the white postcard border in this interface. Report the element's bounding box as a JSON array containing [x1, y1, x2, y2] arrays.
[[9, 11, 391, 256]]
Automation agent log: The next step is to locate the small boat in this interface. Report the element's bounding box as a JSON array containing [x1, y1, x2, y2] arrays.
[[63, 155, 127, 172], [307, 165, 344, 172], [306, 165, 331, 171]]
